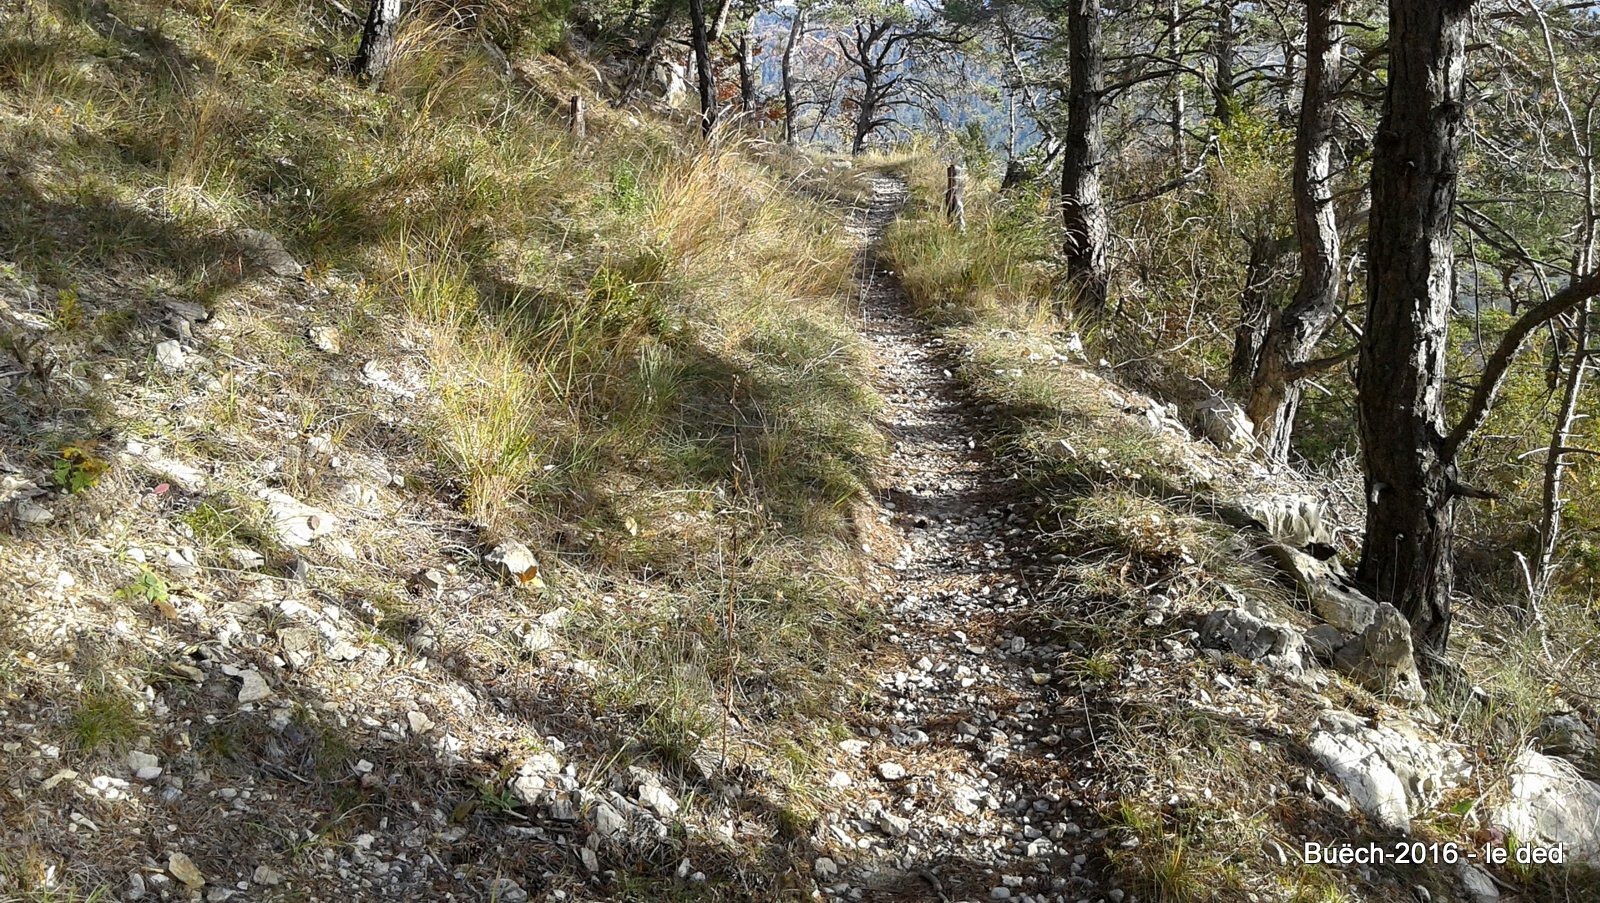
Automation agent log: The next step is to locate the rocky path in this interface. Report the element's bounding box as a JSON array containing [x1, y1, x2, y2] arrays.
[[809, 176, 1121, 902]]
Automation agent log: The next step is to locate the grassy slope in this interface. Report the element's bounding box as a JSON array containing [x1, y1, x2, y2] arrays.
[[0, 1, 882, 898], [882, 159, 1600, 902]]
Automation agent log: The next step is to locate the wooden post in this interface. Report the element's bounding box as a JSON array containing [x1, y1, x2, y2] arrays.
[[944, 163, 966, 231], [569, 95, 586, 140]]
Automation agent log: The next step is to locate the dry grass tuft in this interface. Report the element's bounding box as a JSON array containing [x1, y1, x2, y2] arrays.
[[0, 0, 884, 895]]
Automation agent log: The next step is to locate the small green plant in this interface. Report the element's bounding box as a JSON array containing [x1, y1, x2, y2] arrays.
[[1082, 651, 1118, 681], [68, 685, 141, 753], [52, 286, 84, 331], [117, 569, 169, 604], [476, 780, 520, 816], [51, 445, 107, 494]]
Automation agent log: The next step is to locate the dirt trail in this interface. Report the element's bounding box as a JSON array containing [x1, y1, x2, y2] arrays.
[[808, 176, 1119, 902]]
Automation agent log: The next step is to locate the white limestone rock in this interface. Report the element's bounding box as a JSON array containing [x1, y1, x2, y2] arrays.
[[1194, 394, 1255, 453], [256, 488, 338, 548], [1494, 748, 1600, 861], [1309, 710, 1469, 833]]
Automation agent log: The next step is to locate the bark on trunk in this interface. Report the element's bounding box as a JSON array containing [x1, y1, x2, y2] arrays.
[[353, 0, 402, 85], [1229, 232, 1285, 393], [1007, 89, 1019, 162], [688, 0, 718, 136], [851, 66, 877, 155], [569, 95, 586, 139], [1168, 0, 1186, 170], [1060, 0, 1109, 317], [737, 26, 755, 113], [1244, 0, 1345, 461], [1535, 302, 1591, 599], [808, 90, 833, 142], [1212, 0, 1236, 125], [1356, 0, 1476, 652], [709, 0, 734, 43], [781, 9, 806, 144], [1279, 22, 1302, 122], [945, 163, 966, 230]]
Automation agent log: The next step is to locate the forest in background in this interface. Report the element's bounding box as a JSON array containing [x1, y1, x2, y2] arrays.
[[558, 0, 1600, 657]]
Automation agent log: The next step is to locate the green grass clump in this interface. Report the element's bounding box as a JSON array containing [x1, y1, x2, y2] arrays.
[[67, 684, 142, 754]]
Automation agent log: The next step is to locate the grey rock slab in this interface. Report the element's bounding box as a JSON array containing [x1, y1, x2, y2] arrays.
[[1198, 607, 1306, 672], [1193, 394, 1255, 453], [410, 568, 447, 596], [1304, 624, 1347, 661], [1237, 494, 1336, 548], [14, 499, 53, 525], [637, 782, 679, 818], [1493, 748, 1600, 861], [127, 751, 162, 781], [487, 878, 528, 902], [876, 810, 911, 837], [167, 852, 205, 888], [1537, 711, 1599, 775], [1333, 602, 1424, 703], [1456, 863, 1500, 902], [1261, 544, 1377, 633], [277, 628, 320, 669], [307, 325, 342, 354], [591, 801, 626, 839], [236, 228, 302, 277], [236, 670, 272, 704], [138, 452, 208, 493]]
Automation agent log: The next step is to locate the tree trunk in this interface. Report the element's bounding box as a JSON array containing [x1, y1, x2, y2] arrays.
[[1244, 0, 1344, 461], [1212, 0, 1236, 125], [1168, 0, 1186, 170], [737, 26, 755, 113], [1535, 302, 1591, 599], [709, 0, 734, 42], [1060, 0, 1109, 316], [1356, 0, 1476, 652], [353, 0, 402, 85], [1279, 22, 1302, 122], [808, 90, 833, 142], [1229, 232, 1283, 393], [851, 66, 876, 155], [782, 8, 806, 144], [688, 0, 718, 136], [1007, 88, 1019, 162]]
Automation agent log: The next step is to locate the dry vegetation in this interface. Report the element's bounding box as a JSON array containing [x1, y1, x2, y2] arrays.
[[0, 0, 888, 897], [3, 1, 1597, 901], [883, 158, 1600, 901]]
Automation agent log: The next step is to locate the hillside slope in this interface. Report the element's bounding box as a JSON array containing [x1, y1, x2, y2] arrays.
[[1, 1, 885, 899], [5, 4, 1600, 903], [879, 160, 1600, 903]]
